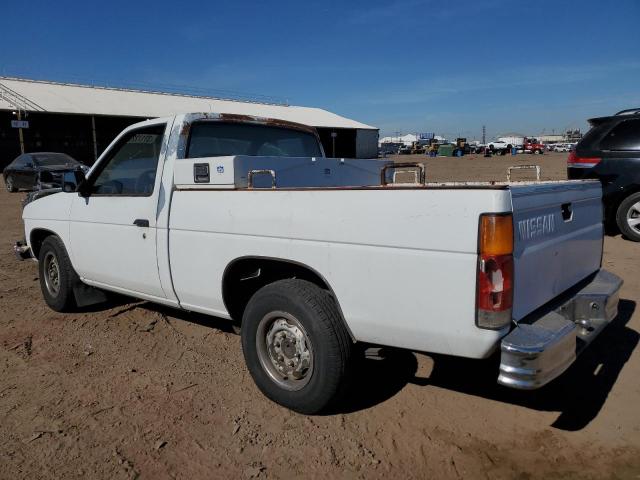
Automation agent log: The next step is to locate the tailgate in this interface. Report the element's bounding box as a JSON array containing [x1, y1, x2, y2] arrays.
[[510, 181, 603, 320]]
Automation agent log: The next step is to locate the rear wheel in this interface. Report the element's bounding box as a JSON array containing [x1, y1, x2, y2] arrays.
[[616, 192, 640, 242], [241, 279, 352, 414], [38, 236, 80, 311], [5, 176, 17, 192]]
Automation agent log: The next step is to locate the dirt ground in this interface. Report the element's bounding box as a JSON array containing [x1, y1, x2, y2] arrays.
[[1, 152, 639, 479]]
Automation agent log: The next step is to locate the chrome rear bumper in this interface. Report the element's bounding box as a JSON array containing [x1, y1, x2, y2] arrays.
[[498, 269, 622, 390]]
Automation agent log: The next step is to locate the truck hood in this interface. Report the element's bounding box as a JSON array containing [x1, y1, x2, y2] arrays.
[[22, 188, 62, 208]]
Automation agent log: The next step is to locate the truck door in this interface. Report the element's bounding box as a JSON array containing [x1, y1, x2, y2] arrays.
[[69, 122, 169, 300]]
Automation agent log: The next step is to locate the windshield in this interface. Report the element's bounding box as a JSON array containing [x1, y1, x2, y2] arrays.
[[32, 153, 78, 167], [187, 122, 323, 158]]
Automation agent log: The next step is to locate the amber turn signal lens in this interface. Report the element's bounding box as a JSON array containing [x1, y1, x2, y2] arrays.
[[479, 214, 513, 256]]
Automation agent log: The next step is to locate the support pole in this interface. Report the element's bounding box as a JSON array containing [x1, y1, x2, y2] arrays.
[[331, 131, 337, 158], [91, 115, 98, 161], [17, 110, 25, 154]]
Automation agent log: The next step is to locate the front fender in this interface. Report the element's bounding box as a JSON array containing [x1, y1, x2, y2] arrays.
[[22, 191, 74, 260]]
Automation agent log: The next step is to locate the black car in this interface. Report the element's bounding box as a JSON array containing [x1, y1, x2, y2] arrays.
[[567, 108, 640, 241], [3, 152, 89, 192]]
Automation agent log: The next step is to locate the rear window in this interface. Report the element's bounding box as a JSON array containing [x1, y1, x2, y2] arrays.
[[599, 119, 640, 151], [32, 153, 78, 166], [187, 122, 322, 158], [10, 155, 28, 168]]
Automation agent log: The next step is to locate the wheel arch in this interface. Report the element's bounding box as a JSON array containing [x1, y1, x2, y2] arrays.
[[221, 256, 355, 341], [610, 184, 640, 228], [608, 183, 640, 215], [29, 228, 60, 259]]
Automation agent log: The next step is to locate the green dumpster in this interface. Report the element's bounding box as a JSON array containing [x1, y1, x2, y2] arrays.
[[438, 144, 455, 157]]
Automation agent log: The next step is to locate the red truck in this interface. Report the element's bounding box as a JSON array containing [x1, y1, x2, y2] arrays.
[[522, 138, 545, 154]]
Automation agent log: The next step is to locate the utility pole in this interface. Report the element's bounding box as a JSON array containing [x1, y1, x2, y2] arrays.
[[17, 110, 25, 154], [482, 125, 486, 145], [331, 131, 337, 158], [91, 115, 98, 161]]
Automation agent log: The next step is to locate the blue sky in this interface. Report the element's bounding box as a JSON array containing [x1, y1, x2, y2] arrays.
[[1, 0, 639, 139]]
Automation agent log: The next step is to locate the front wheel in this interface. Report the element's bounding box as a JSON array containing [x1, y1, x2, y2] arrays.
[[38, 236, 80, 311], [616, 192, 640, 242], [241, 279, 353, 414], [5, 176, 17, 192]]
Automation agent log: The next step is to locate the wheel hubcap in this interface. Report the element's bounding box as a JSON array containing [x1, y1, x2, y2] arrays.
[[256, 311, 313, 391], [6, 178, 13, 190], [627, 201, 640, 232], [43, 252, 60, 297]]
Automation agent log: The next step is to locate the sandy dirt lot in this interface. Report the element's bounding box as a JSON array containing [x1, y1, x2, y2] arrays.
[[1, 152, 639, 479]]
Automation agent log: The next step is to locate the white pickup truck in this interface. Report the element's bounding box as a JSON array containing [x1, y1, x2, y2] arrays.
[[17, 112, 622, 414]]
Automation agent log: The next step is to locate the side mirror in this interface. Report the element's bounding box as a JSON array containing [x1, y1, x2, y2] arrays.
[[62, 169, 86, 193]]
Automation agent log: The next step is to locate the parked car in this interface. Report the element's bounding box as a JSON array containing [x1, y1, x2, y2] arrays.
[[487, 140, 512, 155], [16, 113, 622, 414], [3, 152, 89, 192], [568, 108, 640, 241], [379, 142, 403, 156]]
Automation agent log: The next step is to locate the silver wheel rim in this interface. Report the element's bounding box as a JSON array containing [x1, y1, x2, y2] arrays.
[[6, 177, 13, 191], [43, 252, 61, 297], [256, 311, 313, 391], [627, 201, 640, 232]]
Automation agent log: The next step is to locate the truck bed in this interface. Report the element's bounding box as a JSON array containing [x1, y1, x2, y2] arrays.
[[167, 176, 602, 359]]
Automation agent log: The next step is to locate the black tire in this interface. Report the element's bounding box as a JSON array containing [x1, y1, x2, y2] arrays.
[[38, 236, 80, 312], [616, 192, 640, 242], [241, 279, 352, 414], [5, 176, 17, 192]]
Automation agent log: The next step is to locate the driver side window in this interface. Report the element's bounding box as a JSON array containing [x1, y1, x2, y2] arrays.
[[91, 124, 166, 196]]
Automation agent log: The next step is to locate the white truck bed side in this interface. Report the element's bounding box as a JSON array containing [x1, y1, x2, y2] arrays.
[[168, 188, 512, 358]]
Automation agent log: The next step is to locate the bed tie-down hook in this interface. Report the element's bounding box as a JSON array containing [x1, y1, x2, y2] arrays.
[[507, 165, 541, 182], [381, 163, 426, 186]]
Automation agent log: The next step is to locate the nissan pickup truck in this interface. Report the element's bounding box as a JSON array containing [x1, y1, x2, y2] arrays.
[[16, 112, 622, 414]]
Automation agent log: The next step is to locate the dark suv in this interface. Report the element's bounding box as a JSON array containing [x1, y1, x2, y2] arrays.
[[567, 108, 640, 241]]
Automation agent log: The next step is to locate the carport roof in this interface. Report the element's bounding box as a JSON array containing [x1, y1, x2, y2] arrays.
[[0, 77, 376, 130]]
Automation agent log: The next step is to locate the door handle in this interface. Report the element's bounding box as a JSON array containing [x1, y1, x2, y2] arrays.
[[133, 219, 149, 227]]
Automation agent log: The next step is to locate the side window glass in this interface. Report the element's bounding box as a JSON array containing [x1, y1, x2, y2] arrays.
[[91, 124, 165, 195], [600, 119, 640, 151]]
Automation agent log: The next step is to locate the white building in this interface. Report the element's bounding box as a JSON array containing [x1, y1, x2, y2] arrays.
[[379, 134, 446, 146], [0, 77, 379, 166]]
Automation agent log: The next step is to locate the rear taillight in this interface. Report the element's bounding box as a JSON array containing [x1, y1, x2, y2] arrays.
[[567, 151, 601, 168], [476, 214, 514, 330]]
